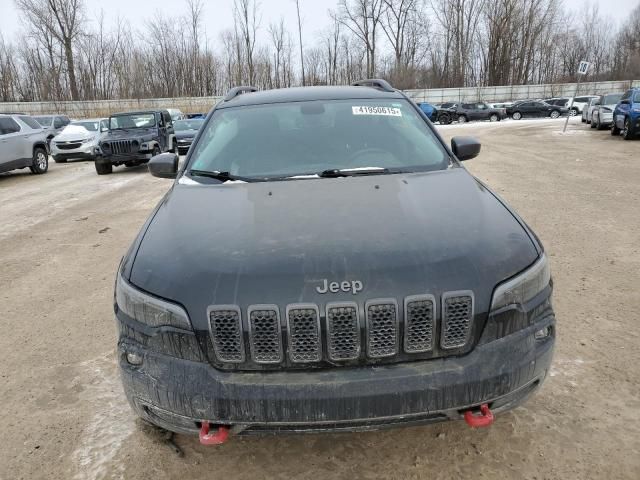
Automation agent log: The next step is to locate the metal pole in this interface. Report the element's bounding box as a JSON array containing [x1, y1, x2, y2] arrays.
[[563, 76, 582, 133]]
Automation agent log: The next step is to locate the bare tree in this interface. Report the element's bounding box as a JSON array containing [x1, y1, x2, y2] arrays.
[[294, 0, 306, 85], [15, 0, 85, 100], [336, 0, 386, 77], [234, 0, 260, 85]]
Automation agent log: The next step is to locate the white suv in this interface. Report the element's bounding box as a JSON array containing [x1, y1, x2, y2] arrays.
[[570, 96, 600, 115], [0, 114, 50, 175]]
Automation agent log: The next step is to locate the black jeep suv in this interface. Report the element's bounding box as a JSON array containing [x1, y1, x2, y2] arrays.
[[115, 80, 555, 442], [95, 110, 177, 175]]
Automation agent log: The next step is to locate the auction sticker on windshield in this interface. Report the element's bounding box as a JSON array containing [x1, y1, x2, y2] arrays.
[[352, 106, 402, 116]]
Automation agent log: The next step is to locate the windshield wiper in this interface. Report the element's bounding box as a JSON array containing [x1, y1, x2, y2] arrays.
[[318, 167, 391, 178], [188, 169, 260, 183]]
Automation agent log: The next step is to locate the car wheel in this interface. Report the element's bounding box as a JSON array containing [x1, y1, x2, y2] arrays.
[[596, 118, 605, 130], [489, 114, 499, 122], [569, 108, 578, 116], [29, 147, 48, 174], [581, 117, 586, 123], [95, 157, 113, 175], [172, 139, 179, 154], [622, 118, 634, 140], [53, 156, 67, 163], [439, 114, 451, 125], [512, 112, 522, 120], [590, 117, 597, 129], [550, 110, 560, 119], [153, 145, 161, 156], [612, 122, 621, 136], [457, 115, 467, 123]]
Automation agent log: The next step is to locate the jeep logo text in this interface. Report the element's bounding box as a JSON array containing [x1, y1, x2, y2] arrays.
[[316, 279, 363, 295]]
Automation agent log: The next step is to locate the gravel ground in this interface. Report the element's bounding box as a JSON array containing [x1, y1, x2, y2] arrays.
[[1, 117, 639, 480]]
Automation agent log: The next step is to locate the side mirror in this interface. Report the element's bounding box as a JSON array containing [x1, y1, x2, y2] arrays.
[[451, 136, 481, 161], [149, 152, 178, 179]]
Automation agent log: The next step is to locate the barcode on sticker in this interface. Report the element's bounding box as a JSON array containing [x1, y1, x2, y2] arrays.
[[352, 106, 402, 117]]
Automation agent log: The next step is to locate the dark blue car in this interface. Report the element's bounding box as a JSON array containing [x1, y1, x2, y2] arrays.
[[612, 88, 640, 140], [417, 102, 438, 122]]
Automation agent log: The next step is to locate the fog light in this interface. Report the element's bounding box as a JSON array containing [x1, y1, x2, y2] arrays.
[[126, 352, 143, 365], [534, 326, 551, 340]]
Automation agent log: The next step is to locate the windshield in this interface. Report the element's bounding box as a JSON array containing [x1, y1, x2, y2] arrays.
[[109, 113, 156, 130], [174, 119, 204, 131], [603, 94, 622, 105], [34, 116, 53, 127], [19, 116, 42, 129], [187, 99, 450, 180], [72, 121, 99, 132], [633, 92, 640, 103]]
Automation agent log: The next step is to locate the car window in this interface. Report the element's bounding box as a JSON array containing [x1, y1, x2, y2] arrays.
[[35, 116, 53, 127], [110, 113, 156, 129], [477, 103, 488, 109], [100, 120, 109, 130], [0, 117, 21, 135], [54, 117, 65, 128], [603, 94, 622, 105], [174, 119, 204, 131], [188, 99, 450, 180], [621, 91, 631, 101], [19, 116, 43, 129], [72, 121, 99, 131], [634, 92, 640, 103], [461, 103, 474, 109]]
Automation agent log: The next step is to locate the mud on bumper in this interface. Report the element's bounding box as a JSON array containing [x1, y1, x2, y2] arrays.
[[118, 315, 554, 435]]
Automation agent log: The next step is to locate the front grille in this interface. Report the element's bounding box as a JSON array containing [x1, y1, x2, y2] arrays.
[[248, 306, 283, 363], [326, 303, 360, 361], [286, 305, 321, 363], [208, 306, 245, 362], [441, 293, 474, 349], [404, 295, 435, 353], [106, 140, 135, 155], [366, 300, 398, 358], [207, 290, 476, 369], [56, 142, 82, 150]]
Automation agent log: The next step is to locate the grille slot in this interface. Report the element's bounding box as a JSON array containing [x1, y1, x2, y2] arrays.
[[286, 305, 321, 363], [113, 140, 132, 154], [366, 299, 398, 358], [404, 295, 435, 353], [441, 292, 474, 349], [326, 303, 360, 361], [208, 306, 245, 363], [248, 305, 283, 364]]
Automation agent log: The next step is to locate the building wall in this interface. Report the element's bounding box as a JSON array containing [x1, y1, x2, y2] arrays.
[[1, 80, 639, 117]]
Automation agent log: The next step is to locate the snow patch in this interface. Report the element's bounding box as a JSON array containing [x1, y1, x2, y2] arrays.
[[71, 353, 134, 480]]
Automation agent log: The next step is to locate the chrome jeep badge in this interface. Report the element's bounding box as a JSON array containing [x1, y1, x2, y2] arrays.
[[316, 279, 363, 295]]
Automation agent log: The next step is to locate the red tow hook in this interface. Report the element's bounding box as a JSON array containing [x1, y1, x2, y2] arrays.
[[464, 403, 494, 428], [199, 422, 230, 445]]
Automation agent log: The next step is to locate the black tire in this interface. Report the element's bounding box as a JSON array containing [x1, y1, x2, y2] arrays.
[[152, 145, 161, 156], [489, 113, 499, 122], [590, 117, 597, 129], [550, 110, 560, 119], [171, 138, 179, 154], [457, 114, 467, 123], [586, 120, 591, 124], [612, 122, 621, 136], [596, 118, 605, 130], [622, 118, 634, 140], [53, 156, 67, 163], [569, 108, 578, 117], [438, 113, 451, 125], [581, 117, 586, 123], [512, 111, 522, 120], [29, 147, 48, 174], [95, 158, 113, 175]]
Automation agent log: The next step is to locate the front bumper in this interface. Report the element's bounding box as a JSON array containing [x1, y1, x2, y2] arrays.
[[51, 143, 98, 159], [118, 313, 555, 435], [600, 112, 614, 124]]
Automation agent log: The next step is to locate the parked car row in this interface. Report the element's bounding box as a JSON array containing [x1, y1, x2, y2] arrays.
[[583, 88, 640, 140], [0, 108, 206, 176]]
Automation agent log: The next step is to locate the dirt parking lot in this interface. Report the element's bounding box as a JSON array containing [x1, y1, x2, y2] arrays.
[[1, 117, 639, 480]]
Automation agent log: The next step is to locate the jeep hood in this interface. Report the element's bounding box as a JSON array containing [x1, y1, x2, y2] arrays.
[[129, 168, 539, 327], [103, 128, 156, 141]]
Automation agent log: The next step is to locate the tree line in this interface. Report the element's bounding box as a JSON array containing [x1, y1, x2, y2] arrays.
[[0, 0, 639, 103]]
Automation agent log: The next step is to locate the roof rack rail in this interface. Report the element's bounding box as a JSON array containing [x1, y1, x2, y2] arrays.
[[224, 86, 259, 102], [351, 79, 395, 93]]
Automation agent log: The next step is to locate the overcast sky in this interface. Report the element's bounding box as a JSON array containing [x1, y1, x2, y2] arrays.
[[0, 0, 638, 47]]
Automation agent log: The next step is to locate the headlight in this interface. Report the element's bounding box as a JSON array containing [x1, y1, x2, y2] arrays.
[[490, 254, 550, 311], [115, 273, 192, 329], [81, 137, 95, 144]]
